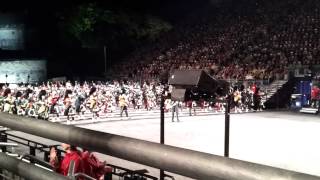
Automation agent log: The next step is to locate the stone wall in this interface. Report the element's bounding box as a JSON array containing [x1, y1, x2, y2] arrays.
[[0, 13, 24, 50], [0, 26, 24, 50], [0, 60, 47, 83]]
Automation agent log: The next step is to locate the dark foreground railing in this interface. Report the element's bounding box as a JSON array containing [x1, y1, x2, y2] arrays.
[[0, 131, 161, 180], [0, 152, 68, 180], [0, 113, 319, 180]]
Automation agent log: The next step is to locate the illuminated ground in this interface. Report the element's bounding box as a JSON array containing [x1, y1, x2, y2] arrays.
[[7, 109, 320, 179]]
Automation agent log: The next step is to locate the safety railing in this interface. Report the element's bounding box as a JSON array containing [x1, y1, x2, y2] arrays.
[[0, 152, 68, 180], [0, 131, 64, 162], [0, 113, 319, 180], [0, 130, 160, 180]]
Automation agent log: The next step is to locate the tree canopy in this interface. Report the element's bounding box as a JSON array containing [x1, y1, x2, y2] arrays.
[[58, 3, 172, 48]]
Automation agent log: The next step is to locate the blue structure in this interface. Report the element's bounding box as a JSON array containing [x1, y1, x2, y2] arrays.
[[291, 80, 312, 109]]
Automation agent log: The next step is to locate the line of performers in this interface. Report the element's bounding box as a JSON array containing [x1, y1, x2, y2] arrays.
[[0, 88, 102, 120], [0, 88, 51, 119], [0, 82, 163, 120], [0, 82, 263, 121], [163, 85, 263, 115]]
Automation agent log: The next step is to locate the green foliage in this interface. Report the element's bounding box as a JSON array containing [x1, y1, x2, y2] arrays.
[[143, 16, 172, 40], [67, 3, 99, 39], [59, 3, 172, 48]]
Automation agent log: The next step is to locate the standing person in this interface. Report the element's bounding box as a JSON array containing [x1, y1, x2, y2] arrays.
[[143, 92, 149, 111], [192, 100, 197, 115], [49, 144, 84, 178], [171, 100, 179, 122], [119, 92, 128, 118], [89, 92, 100, 119], [233, 89, 242, 113], [253, 87, 262, 111], [137, 97, 143, 110], [3, 91, 14, 113], [311, 85, 320, 108], [130, 93, 136, 109], [48, 92, 59, 115], [75, 91, 86, 119], [63, 91, 72, 117], [187, 100, 196, 116]]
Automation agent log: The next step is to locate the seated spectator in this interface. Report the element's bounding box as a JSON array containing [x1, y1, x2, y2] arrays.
[[81, 149, 112, 180], [49, 143, 84, 178]]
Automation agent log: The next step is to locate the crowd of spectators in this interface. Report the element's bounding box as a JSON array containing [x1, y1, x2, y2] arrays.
[[110, 0, 320, 82]]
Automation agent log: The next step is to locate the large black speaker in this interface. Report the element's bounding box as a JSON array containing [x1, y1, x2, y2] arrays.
[[168, 70, 229, 101], [168, 70, 219, 93]]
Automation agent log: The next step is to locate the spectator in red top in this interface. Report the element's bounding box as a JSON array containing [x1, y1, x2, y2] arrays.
[[311, 85, 320, 108], [81, 149, 112, 180], [50, 143, 85, 178]]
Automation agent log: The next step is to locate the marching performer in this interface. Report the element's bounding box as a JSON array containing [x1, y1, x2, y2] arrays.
[[48, 91, 60, 115], [187, 100, 197, 116], [233, 89, 242, 113], [171, 100, 179, 122], [63, 91, 72, 117], [119, 92, 129, 118], [4, 91, 15, 114], [89, 91, 100, 119]]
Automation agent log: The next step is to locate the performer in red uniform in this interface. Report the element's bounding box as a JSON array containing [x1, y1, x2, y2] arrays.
[[251, 83, 257, 94]]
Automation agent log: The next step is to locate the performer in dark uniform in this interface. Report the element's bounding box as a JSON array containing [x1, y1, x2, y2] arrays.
[[253, 87, 262, 111], [171, 101, 179, 122]]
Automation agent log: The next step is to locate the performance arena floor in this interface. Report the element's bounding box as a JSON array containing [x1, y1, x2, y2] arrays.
[[6, 109, 320, 179]]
